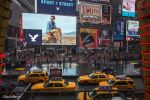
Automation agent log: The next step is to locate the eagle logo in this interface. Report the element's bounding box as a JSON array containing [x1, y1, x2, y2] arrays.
[[29, 34, 39, 42]]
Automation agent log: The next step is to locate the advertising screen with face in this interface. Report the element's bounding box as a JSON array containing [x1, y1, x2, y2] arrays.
[[122, 0, 135, 17], [22, 13, 76, 45], [79, 28, 98, 48]]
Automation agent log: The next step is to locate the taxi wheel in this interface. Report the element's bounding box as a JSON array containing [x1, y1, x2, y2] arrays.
[[19, 81, 25, 85], [83, 81, 88, 85]]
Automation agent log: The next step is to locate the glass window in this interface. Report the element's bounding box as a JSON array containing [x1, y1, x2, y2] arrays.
[[107, 79, 115, 85], [88, 91, 97, 98], [27, 74, 40, 77], [115, 81, 128, 85], [40, 74, 45, 77], [99, 75, 106, 78], [93, 75, 98, 78], [54, 83, 63, 87], [128, 81, 134, 84], [45, 83, 54, 87]]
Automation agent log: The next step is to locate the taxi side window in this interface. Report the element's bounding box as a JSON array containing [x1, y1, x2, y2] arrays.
[[115, 81, 128, 85], [46, 83, 54, 87], [40, 74, 45, 77], [99, 75, 106, 78], [93, 75, 98, 78], [54, 83, 63, 87], [27, 74, 40, 77], [128, 81, 134, 84]]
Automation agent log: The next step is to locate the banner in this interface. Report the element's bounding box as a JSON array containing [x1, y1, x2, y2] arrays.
[[22, 13, 76, 45], [126, 20, 139, 37], [36, 0, 77, 16], [99, 29, 112, 45], [79, 28, 98, 48], [25, 29, 42, 45], [101, 5, 111, 24], [114, 21, 124, 40], [122, 0, 135, 17], [79, 2, 102, 23]]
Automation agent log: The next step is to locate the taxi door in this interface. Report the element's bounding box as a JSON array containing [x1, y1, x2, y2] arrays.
[[91, 75, 99, 83], [26, 74, 40, 83], [53, 83, 64, 92], [114, 81, 129, 90]]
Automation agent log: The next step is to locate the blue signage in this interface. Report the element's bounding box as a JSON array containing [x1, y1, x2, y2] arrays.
[[26, 29, 42, 45], [114, 21, 124, 40], [37, 0, 77, 16]]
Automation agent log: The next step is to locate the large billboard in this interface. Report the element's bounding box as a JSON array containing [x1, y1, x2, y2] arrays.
[[79, 28, 98, 48], [114, 21, 124, 40], [79, 2, 111, 24], [22, 13, 76, 45], [79, 2, 102, 24], [36, 0, 77, 16], [102, 5, 111, 24], [99, 29, 112, 45], [126, 20, 139, 37], [122, 0, 135, 17]]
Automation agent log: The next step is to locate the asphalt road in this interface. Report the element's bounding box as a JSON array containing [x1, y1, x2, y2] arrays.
[[1, 77, 142, 100]]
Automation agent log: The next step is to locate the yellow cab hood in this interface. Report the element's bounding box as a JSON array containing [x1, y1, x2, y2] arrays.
[[31, 83, 45, 90], [79, 75, 89, 80], [99, 81, 110, 86], [18, 75, 26, 80]]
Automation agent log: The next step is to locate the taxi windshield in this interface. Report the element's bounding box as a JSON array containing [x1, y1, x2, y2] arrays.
[[88, 90, 97, 98], [88, 73, 94, 78], [107, 79, 115, 85], [64, 81, 69, 86], [43, 82, 49, 87]]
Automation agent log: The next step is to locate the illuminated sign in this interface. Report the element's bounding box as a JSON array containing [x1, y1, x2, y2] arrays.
[[36, 0, 77, 16], [22, 13, 76, 45], [122, 0, 136, 17]]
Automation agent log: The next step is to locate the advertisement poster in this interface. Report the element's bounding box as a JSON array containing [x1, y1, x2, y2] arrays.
[[101, 5, 111, 24], [22, 13, 76, 45], [79, 28, 98, 48], [99, 30, 112, 45], [25, 29, 42, 45], [36, 0, 77, 16], [79, 2, 102, 23], [122, 0, 135, 17], [126, 20, 139, 36], [114, 21, 124, 40]]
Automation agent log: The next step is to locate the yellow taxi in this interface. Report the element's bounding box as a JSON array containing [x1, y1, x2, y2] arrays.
[[77, 87, 125, 100], [78, 72, 115, 85], [31, 79, 77, 92], [99, 75, 135, 90], [17, 70, 49, 85]]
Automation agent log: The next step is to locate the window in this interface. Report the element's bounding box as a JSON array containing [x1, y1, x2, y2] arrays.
[[128, 81, 134, 84], [93, 75, 98, 78], [54, 83, 63, 87], [99, 75, 106, 78], [46, 83, 54, 87], [40, 74, 45, 77], [27, 74, 40, 77], [115, 81, 128, 85]]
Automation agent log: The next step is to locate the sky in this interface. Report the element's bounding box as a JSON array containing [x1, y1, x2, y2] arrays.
[[22, 13, 76, 35]]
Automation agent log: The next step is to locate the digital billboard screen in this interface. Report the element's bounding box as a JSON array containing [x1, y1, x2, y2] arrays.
[[79, 28, 98, 48], [22, 13, 76, 45], [99, 29, 112, 45], [126, 20, 139, 37], [114, 21, 124, 40], [122, 0, 135, 17], [36, 0, 77, 16], [102, 5, 111, 24]]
